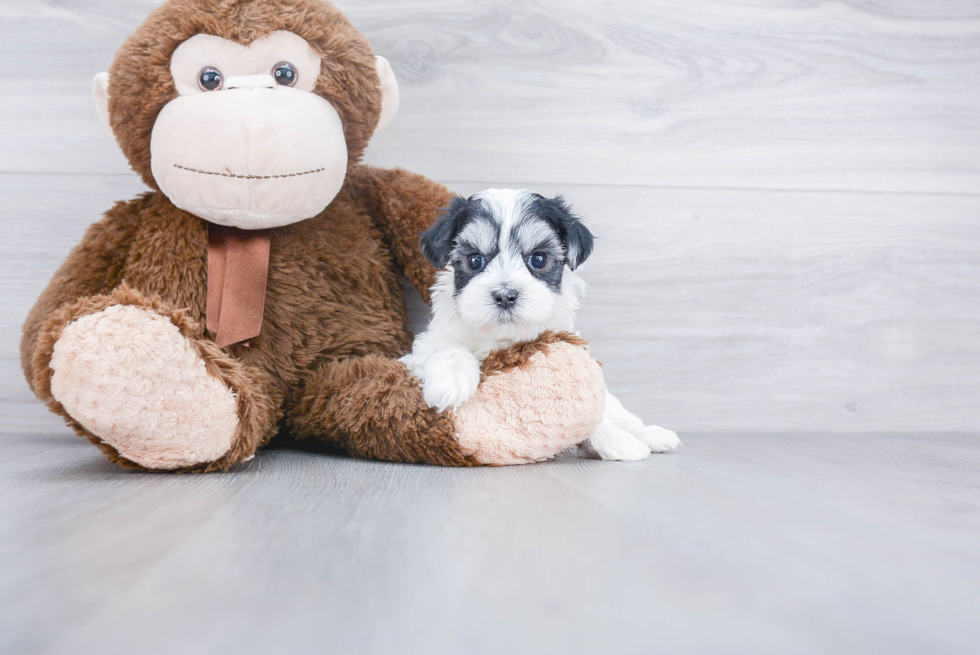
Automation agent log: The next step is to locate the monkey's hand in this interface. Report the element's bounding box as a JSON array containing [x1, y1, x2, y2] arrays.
[[451, 331, 606, 465]]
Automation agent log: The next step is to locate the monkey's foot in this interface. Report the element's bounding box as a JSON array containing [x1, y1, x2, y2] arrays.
[[454, 337, 606, 465], [49, 305, 240, 470]]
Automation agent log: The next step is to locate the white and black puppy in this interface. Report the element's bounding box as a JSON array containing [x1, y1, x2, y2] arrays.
[[401, 188, 679, 460]]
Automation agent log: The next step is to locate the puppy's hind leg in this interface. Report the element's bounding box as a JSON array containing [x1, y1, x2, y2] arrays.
[[604, 392, 680, 453]]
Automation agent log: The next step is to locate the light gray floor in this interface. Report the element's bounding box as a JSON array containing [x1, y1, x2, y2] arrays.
[[1, 429, 978, 654], [2, 1, 980, 653]]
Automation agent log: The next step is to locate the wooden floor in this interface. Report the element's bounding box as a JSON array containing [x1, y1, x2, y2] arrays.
[[2, 1, 979, 652], [2, 429, 978, 654]]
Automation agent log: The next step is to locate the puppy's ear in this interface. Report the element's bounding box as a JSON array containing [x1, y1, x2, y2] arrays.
[[421, 196, 469, 269], [535, 195, 595, 270], [564, 217, 595, 270]]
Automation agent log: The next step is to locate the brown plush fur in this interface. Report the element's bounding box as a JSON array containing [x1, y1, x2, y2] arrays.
[[22, 165, 463, 471], [21, 0, 601, 471], [109, 0, 382, 189], [479, 330, 592, 379], [286, 355, 478, 466]]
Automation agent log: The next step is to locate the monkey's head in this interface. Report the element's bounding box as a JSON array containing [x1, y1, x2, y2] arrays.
[[94, 0, 399, 229]]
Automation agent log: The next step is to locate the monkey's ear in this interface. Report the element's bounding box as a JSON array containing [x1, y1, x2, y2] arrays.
[[535, 195, 595, 270], [421, 196, 469, 269], [92, 72, 118, 146], [375, 56, 400, 133]]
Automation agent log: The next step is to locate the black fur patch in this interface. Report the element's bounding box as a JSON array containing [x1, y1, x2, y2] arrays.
[[422, 192, 593, 298], [452, 216, 500, 293], [420, 196, 500, 293], [527, 246, 565, 292], [530, 195, 595, 270], [509, 215, 565, 292], [420, 196, 471, 269]]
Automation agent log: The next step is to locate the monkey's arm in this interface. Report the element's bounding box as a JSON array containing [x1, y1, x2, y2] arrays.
[[285, 332, 606, 466], [286, 354, 479, 466], [20, 197, 144, 394], [349, 165, 454, 303]]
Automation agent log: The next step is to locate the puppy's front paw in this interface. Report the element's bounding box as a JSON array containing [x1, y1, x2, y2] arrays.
[[421, 359, 482, 412], [633, 425, 681, 453], [587, 420, 651, 461]]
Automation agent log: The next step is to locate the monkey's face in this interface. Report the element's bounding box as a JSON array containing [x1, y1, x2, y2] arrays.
[[95, 0, 399, 230], [147, 31, 348, 229]]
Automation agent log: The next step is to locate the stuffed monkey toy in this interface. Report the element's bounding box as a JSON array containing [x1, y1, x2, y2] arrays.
[[20, 0, 606, 472]]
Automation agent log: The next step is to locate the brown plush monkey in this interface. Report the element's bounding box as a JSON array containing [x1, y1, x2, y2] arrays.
[[20, 0, 606, 472]]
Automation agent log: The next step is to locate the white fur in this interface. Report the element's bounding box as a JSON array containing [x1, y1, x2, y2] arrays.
[[403, 188, 680, 460]]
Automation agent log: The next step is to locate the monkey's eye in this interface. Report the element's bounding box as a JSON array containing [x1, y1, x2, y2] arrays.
[[198, 67, 223, 91], [528, 252, 549, 270], [273, 62, 297, 87], [466, 254, 486, 272]]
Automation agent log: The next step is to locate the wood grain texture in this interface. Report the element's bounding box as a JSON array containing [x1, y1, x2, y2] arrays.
[[480, 183, 980, 434], [1, 430, 977, 654], [1, 1, 979, 192], [2, 2, 980, 652], [6, 174, 978, 434]]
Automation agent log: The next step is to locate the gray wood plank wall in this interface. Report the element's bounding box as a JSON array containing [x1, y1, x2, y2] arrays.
[[2, 0, 978, 435]]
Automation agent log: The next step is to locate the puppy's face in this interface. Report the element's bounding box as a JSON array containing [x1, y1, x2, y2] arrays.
[[421, 189, 594, 340]]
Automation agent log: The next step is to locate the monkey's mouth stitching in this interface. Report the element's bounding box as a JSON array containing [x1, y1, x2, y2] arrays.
[[174, 164, 325, 180]]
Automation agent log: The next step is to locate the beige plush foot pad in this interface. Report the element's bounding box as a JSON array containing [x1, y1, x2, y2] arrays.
[[454, 341, 605, 465], [49, 305, 239, 470]]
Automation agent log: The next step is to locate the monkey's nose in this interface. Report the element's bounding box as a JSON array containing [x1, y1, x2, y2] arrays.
[[224, 74, 276, 90], [493, 289, 519, 310]]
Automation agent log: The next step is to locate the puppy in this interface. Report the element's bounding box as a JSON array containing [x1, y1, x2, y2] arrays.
[[401, 188, 680, 460]]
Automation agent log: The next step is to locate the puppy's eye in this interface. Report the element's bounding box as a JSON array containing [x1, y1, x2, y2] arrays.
[[273, 62, 297, 87], [466, 254, 486, 271], [528, 252, 548, 270], [198, 67, 223, 91]]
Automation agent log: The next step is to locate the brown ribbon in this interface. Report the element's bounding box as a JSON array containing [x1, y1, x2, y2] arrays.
[[207, 224, 272, 349]]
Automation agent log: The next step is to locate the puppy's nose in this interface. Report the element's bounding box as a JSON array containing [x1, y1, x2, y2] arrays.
[[493, 289, 519, 309]]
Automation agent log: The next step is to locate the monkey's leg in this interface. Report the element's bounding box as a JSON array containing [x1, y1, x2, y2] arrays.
[[287, 333, 606, 466], [31, 285, 279, 472], [286, 354, 478, 466]]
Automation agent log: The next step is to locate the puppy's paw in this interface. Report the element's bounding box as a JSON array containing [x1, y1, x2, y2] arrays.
[[587, 421, 651, 461], [421, 359, 482, 412], [633, 425, 681, 453]]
